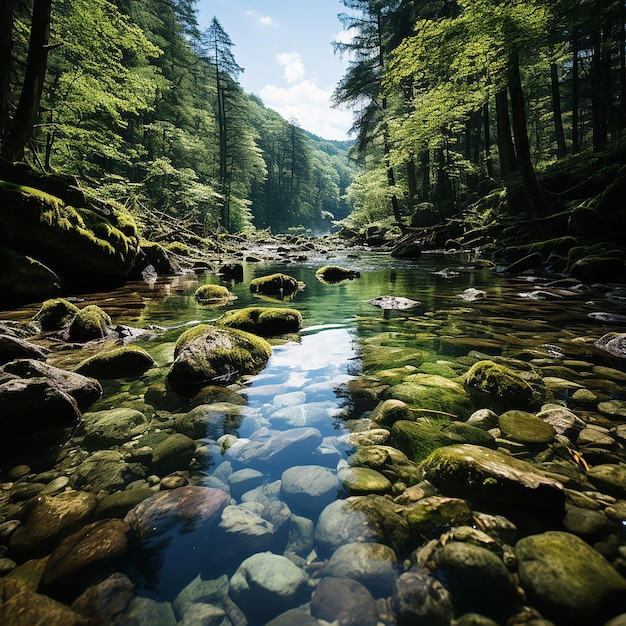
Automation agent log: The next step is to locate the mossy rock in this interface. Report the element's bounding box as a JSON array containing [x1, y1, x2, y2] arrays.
[[315, 265, 360, 283], [464, 360, 535, 412], [498, 410, 556, 447], [386, 374, 473, 418], [568, 255, 626, 284], [32, 298, 79, 331], [67, 305, 112, 342], [167, 326, 272, 395], [391, 418, 452, 462], [441, 422, 496, 447], [75, 345, 156, 379], [194, 284, 235, 304], [0, 247, 61, 305], [216, 306, 302, 337], [165, 241, 190, 256], [403, 495, 473, 538], [370, 399, 410, 426], [338, 467, 392, 494], [249, 273, 301, 296]]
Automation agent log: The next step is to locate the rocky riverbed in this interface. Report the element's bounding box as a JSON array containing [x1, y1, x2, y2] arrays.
[[0, 247, 625, 626]]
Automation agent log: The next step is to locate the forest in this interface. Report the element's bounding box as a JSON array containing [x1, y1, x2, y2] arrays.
[[1, 0, 626, 275]]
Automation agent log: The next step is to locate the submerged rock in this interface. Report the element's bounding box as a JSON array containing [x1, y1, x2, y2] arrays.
[[0, 334, 48, 365], [310, 576, 378, 626], [393, 569, 453, 626], [315, 265, 360, 283], [216, 306, 302, 336], [249, 272, 301, 297], [75, 345, 156, 379], [193, 283, 235, 304]]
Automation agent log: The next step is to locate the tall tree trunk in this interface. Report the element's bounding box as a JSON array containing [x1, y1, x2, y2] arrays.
[[421, 149, 430, 201], [508, 50, 546, 218], [495, 89, 517, 178], [550, 63, 567, 157], [406, 158, 418, 217], [0, 0, 15, 145], [572, 31, 580, 153], [2, 0, 52, 162], [591, 19, 608, 149], [483, 101, 494, 179]]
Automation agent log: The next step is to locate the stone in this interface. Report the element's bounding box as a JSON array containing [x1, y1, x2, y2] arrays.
[[72, 449, 144, 493], [227, 468, 265, 500], [217, 505, 275, 558], [150, 433, 196, 475], [174, 402, 243, 440], [216, 306, 302, 336], [516, 531, 626, 625], [167, 326, 272, 395], [70, 573, 135, 624], [228, 552, 309, 622], [266, 608, 319, 626], [563, 506, 609, 536], [1, 249, 61, 306], [249, 272, 301, 297], [270, 400, 340, 428], [121, 596, 177, 626], [194, 283, 234, 304], [176, 602, 226, 626], [310, 576, 378, 626], [321, 542, 398, 597], [459, 288, 487, 301], [0, 334, 48, 365], [81, 407, 149, 447], [464, 360, 535, 411], [421, 444, 565, 512], [598, 400, 626, 419], [466, 408, 499, 430], [124, 486, 229, 540], [596, 333, 626, 359], [173, 574, 229, 619], [338, 467, 392, 494], [94, 488, 155, 520], [536, 404, 585, 439], [393, 569, 454, 626], [433, 541, 521, 621], [404, 496, 473, 538], [280, 465, 339, 517], [315, 495, 411, 557], [39, 519, 129, 602], [441, 422, 497, 447], [75, 345, 155, 379], [587, 464, 626, 499], [68, 305, 112, 341], [32, 298, 79, 330], [9, 490, 97, 558], [498, 410, 556, 446], [285, 514, 314, 557], [370, 398, 410, 425]]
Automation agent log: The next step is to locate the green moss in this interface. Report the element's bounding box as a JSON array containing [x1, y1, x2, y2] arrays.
[[315, 265, 360, 283], [194, 284, 233, 304], [165, 241, 190, 256], [75, 345, 156, 379], [174, 323, 213, 357], [249, 272, 301, 296], [68, 305, 112, 341], [464, 360, 534, 411], [216, 306, 302, 336], [32, 298, 79, 330], [391, 418, 452, 462]]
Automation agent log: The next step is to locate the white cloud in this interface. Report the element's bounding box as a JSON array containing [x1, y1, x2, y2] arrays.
[[246, 11, 276, 26], [333, 27, 356, 46], [260, 80, 353, 140], [276, 52, 305, 84]]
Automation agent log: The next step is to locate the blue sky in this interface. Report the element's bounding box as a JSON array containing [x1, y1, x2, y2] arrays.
[[197, 0, 354, 140]]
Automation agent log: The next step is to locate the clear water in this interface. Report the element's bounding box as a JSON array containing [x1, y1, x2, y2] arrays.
[[2, 249, 626, 622]]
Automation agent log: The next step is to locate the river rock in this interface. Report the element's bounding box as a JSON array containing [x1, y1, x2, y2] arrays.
[[266, 608, 319, 626], [71, 572, 135, 624], [68, 305, 112, 341], [9, 490, 97, 558], [227, 468, 265, 500], [370, 398, 410, 425], [465, 408, 499, 430], [563, 506, 609, 536], [216, 306, 302, 336], [81, 407, 149, 447], [516, 531, 626, 625], [393, 569, 454, 626], [587, 464, 626, 498], [124, 485, 229, 539], [536, 404, 585, 439], [320, 542, 398, 597], [404, 496, 473, 538], [2, 358, 102, 410], [0, 334, 48, 365], [464, 360, 535, 411], [94, 487, 155, 520], [39, 519, 129, 602], [172, 573, 229, 619], [285, 514, 314, 556], [433, 541, 521, 621], [338, 466, 392, 494], [315, 495, 411, 557], [310, 576, 378, 626], [174, 402, 243, 440], [598, 400, 626, 419], [75, 345, 155, 379], [167, 326, 272, 395], [421, 444, 565, 512], [228, 552, 309, 622], [280, 465, 339, 517], [595, 333, 626, 359], [72, 449, 145, 493], [498, 410, 556, 446], [217, 505, 275, 558], [459, 288, 487, 301], [249, 272, 300, 297], [1, 248, 61, 306], [150, 433, 195, 475], [121, 596, 177, 626], [32, 297, 79, 330]]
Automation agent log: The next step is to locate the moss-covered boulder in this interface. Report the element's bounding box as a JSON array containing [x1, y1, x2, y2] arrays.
[[421, 444, 565, 512], [194, 284, 235, 305], [249, 273, 301, 297], [386, 374, 473, 418], [75, 345, 156, 379], [403, 496, 473, 538], [370, 399, 410, 426], [0, 181, 139, 281], [338, 467, 392, 494], [569, 255, 626, 284], [315, 265, 360, 283], [0, 247, 61, 305], [216, 306, 302, 337], [32, 298, 79, 331], [498, 410, 556, 447], [67, 305, 112, 342], [167, 325, 272, 395], [391, 418, 452, 462], [464, 360, 535, 411], [516, 531, 626, 625]]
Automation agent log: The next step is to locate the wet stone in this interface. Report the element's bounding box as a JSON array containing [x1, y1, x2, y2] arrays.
[[577, 427, 615, 448], [498, 410, 556, 446], [563, 506, 609, 537], [227, 468, 265, 500], [587, 464, 626, 499], [310, 576, 378, 626], [280, 465, 339, 517], [338, 467, 392, 494], [598, 400, 626, 419], [393, 569, 454, 626], [173, 573, 229, 619]]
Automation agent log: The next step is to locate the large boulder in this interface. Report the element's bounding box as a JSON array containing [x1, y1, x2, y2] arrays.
[[216, 306, 302, 336], [0, 247, 61, 306], [32, 298, 79, 330], [75, 345, 155, 379], [67, 305, 111, 342], [516, 531, 626, 625], [0, 334, 48, 365], [167, 325, 272, 395], [421, 444, 565, 513], [249, 272, 301, 297]]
